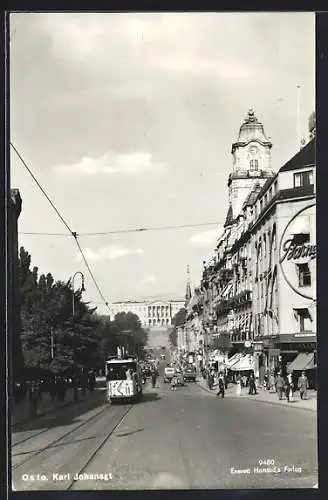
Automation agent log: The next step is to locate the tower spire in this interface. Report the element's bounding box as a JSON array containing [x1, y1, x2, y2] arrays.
[[185, 265, 192, 305]]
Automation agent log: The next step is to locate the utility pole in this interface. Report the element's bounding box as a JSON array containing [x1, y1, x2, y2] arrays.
[[50, 329, 54, 360], [72, 271, 86, 317]]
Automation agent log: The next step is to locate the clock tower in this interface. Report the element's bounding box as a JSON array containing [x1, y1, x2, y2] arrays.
[[224, 109, 274, 226]]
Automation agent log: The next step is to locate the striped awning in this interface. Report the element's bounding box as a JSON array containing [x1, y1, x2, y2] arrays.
[[226, 353, 243, 368], [287, 353, 315, 373], [230, 354, 254, 371]]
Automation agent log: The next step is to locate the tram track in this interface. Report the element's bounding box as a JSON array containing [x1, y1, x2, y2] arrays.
[[67, 404, 134, 490], [12, 390, 106, 447], [12, 403, 110, 470]]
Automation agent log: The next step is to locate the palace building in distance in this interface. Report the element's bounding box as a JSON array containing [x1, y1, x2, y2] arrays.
[[109, 299, 185, 330]]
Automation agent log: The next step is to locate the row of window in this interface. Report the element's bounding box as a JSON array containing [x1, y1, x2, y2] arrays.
[[249, 159, 259, 171], [253, 170, 314, 220], [149, 318, 171, 326], [255, 180, 278, 218], [148, 305, 171, 316], [254, 263, 311, 296]]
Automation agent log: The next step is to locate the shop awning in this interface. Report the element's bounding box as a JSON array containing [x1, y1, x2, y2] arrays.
[[230, 355, 254, 371], [226, 353, 242, 368], [287, 353, 315, 373]]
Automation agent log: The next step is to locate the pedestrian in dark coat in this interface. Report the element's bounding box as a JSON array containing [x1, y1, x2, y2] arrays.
[[216, 374, 225, 398], [88, 371, 96, 392], [248, 372, 257, 395]]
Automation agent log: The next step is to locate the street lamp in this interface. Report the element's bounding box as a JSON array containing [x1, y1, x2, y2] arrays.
[[72, 271, 86, 317]]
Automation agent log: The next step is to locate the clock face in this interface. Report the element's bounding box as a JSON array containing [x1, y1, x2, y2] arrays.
[[249, 146, 258, 156]]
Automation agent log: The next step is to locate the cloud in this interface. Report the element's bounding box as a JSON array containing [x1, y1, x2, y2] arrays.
[[54, 151, 164, 175], [35, 13, 272, 82], [189, 228, 221, 246], [76, 244, 144, 262], [140, 275, 157, 285]]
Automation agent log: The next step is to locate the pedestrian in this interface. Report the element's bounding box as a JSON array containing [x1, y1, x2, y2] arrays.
[[236, 376, 242, 396], [263, 372, 269, 391], [171, 375, 177, 391], [286, 373, 293, 402], [224, 372, 228, 389], [216, 373, 225, 398], [151, 369, 157, 388], [248, 372, 257, 395], [207, 370, 212, 390], [276, 372, 285, 400], [88, 370, 96, 393], [297, 371, 309, 400]]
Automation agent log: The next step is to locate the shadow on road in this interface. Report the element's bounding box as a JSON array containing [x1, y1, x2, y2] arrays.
[[11, 389, 107, 435], [12, 434, 99, 456], [140, 392, 161, 403], [115, 427, 145, 438]]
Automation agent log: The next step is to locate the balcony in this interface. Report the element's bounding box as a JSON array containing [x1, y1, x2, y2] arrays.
[[216, 290, 252, 317]]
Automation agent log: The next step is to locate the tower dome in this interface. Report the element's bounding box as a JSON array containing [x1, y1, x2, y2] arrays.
[[227, 109, 274, 221], [232, 108, 272, 153]]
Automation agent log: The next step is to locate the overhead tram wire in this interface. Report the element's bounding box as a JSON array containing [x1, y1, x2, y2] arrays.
[[10, 142, 111, 315], [10, 143, 73, 236], [19, 220, 224, 237]]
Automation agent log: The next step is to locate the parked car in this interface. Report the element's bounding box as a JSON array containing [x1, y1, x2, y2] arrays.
[[163, 366, 176, 383], [183, 366, 196, 382]]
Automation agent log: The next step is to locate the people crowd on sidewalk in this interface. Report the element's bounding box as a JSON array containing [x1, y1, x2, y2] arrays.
[[199, 361, 313, 405], [13, 369, 98, 419]]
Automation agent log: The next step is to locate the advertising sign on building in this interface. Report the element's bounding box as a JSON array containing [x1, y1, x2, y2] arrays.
[[279, 203, 316, 301]]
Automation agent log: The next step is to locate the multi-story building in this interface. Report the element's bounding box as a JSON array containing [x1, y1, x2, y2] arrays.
[[184, 288, 204, 353], [252, 138, 316, 376], [194, 109, 316, 383], [109, 300, 185, 329]]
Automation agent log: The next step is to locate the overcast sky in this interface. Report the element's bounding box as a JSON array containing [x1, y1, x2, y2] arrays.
[[10, 12, 315, 314]]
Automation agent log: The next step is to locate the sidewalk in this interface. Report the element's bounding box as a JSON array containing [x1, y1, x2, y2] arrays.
[[196, 378, 317, 412], [11, 388, 97, 427]]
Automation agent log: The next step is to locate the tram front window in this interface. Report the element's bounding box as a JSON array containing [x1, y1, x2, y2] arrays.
[[106, 363, 137, 381]]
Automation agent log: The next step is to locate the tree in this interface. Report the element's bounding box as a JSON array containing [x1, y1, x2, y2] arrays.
[[169, 308, 186, 347], [111, 312, 148, 358], [19, 247, 103, 379], [172, 308, 187, 328]]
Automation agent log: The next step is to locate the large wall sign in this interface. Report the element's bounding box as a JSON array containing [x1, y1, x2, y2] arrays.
[[279, 203, 316, 301]]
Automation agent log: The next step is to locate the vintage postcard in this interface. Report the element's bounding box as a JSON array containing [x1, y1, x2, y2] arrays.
[[9, 11, 317, 491]]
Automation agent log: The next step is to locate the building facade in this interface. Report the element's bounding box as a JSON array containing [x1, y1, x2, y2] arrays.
[[9, 189, 24, 384], [110, 300, 185, 329], [186, 109, 316, 382]]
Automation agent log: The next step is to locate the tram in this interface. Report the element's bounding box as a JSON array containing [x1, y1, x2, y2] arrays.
[[105, 357, 143, 404]]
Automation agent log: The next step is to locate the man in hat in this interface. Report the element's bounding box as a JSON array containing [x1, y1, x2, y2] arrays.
[[297, 371, 309, 400]]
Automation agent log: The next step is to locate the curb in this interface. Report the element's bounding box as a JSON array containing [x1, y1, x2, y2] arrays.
[[237, 396, 317, 412], [196, 381, 316, 412], [11, 391, 98, 429]]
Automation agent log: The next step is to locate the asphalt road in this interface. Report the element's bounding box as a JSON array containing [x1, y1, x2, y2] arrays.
[[11, 366, 317, 491]]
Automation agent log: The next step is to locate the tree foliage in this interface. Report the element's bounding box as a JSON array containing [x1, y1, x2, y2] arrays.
[[18, 247, 149, 378], [98, 311, 148, 361], [19, 247, 102, 377], [169, 307, 187, 347]]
